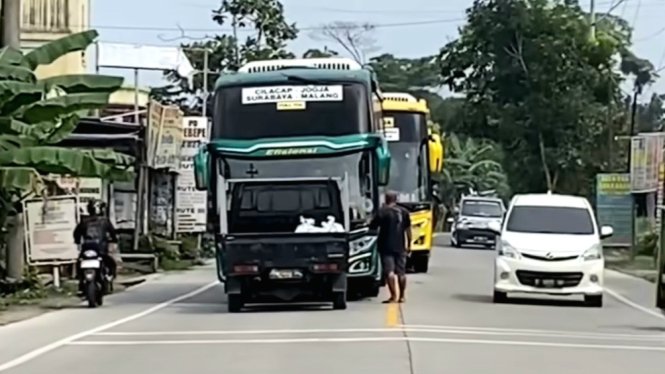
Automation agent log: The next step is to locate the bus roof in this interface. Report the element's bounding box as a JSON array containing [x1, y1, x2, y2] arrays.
[[214, 67, 374, 90], [381, 92, 429, 114]]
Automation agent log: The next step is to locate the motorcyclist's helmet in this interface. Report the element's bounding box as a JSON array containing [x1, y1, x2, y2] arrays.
[[87, 199, 103, 216]]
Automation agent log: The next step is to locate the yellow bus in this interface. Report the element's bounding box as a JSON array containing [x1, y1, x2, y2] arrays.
[[381, 93, 443, 273]]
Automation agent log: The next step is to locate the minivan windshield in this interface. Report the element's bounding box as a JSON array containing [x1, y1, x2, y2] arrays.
[[461, 200, 503, 218], [506, 206, 594, 235]]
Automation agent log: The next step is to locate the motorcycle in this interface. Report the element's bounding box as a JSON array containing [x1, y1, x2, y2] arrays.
[[79, 248, 112, 308]]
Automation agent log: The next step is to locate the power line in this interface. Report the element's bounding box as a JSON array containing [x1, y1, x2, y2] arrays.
[[180, 0, 663, 13], [87, 17, 464, 33]]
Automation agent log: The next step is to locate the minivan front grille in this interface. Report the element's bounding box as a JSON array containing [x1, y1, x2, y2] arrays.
[[521, 253, 579, 262], [516, 270, 583, 288]]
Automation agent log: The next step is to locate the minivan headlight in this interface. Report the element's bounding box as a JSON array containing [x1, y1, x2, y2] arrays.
[[582, 245, 603, 261], [498, 242, 520, 259]]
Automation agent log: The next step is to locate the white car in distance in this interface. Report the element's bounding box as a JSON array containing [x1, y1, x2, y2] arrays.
[[487, 193, 613, 307]]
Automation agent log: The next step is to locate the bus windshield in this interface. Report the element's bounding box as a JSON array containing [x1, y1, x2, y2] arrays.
[[383, 111, 429, 202], [218, 152, 376, 223], [212, 82, 370, 140], [386, 142, 428, 202]]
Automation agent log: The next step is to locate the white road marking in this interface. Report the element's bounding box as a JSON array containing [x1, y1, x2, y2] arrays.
[[400, 324, 665, 338], [604, 287, 665, 321], [67, 336, 665, 352], [92, 327, 665, 342], [0, 281, 218, 373]]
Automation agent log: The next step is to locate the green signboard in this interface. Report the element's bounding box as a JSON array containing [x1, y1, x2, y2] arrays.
[[596, 173, 632, 246]]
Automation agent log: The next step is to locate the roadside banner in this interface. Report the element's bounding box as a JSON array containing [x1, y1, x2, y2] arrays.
[[23, 196, 80, 264], [596, 173, 632, 247], [631, 134, 664, 193], [147, 100, 184, 170], [175, 117, 209, 233], [51, 176, 105, 216]]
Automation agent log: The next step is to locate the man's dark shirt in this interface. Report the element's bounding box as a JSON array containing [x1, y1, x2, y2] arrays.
[[73, 215, 118, 254], [370, 204, 411, 254]]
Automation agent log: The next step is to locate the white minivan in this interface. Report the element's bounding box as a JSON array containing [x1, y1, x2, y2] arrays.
[[487, 193, 613, 307]]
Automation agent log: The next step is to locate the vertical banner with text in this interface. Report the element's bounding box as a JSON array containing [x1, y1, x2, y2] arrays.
[[630, 133, 665, 193], [175, 117, 209, 233], [596, 173, 632, 247], [148, 100, 184, 170]]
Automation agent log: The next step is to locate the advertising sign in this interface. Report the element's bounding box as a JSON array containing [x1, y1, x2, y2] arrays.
[[51, 176, 104, 216], [148, 100, 184, 170], [596, 173, 632, 246], [630, 134, 664, 192], [23, 196, 79, 264], [175, 117, 209, 233]]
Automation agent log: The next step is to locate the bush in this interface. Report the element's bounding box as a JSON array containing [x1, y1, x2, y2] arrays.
[[635, 231, 658, 257]]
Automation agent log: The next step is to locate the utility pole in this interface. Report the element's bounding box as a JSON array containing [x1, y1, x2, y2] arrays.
[[589, 0, 596, 40], [2, 0, 23, 281], [1, 0, 21, 49]]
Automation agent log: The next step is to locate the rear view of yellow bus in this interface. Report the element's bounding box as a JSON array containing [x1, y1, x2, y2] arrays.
[[381, 93, 443, 273]]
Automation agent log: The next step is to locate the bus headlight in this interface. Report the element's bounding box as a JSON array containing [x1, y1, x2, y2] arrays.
[[350, 236, 377, 256]]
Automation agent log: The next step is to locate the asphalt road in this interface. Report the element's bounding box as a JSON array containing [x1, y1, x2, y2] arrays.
[[1, 235, 664, 374]]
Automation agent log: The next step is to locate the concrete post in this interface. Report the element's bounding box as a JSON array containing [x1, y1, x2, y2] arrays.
[[1, 0, 21, 49], [6, 213, 25, 281]]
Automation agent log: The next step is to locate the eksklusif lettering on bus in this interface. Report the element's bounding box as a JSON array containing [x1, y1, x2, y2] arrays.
[[241, 85, 344, 104]]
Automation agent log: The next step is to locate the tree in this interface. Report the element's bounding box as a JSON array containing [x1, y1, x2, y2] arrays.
[[0, 30, 134, 192], [436, 133, 509, 212], [0, 30, 134, 278], [152, 0, 298, 114], [302, 47, 338, 58], [310, 22, 379, 64], [367, 53, 458, 131], [439, 0, 645, 195], [634, 94, 665, 133]]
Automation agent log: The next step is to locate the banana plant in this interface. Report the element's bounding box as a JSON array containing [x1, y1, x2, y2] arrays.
[[0, 30, 134, 200], [434, 133, 510, 211]]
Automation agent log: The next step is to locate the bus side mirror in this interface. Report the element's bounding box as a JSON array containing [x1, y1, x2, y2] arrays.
[[428, 134, 444, 173], [193, 146, 209, 191], [375, 141, 391, 186]]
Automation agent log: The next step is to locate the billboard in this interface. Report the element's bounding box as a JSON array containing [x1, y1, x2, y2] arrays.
[[630, 134, 664, 193], [596, 173, 632, 246]]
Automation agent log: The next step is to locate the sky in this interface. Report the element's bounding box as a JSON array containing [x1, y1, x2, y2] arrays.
[[90, 0, 665, 99]]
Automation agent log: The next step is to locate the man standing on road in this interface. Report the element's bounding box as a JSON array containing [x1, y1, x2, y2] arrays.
[[370, 192, 412, 303]]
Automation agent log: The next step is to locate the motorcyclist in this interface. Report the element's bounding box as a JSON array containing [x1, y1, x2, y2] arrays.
[[73, 199, 118, 295]]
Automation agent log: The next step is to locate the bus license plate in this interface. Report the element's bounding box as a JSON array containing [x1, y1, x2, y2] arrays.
[[269, 269, 303, 280]]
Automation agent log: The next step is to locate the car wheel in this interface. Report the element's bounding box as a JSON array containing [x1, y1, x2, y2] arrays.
[[493, 290, 508, 303], [584, 294, 603, 308]]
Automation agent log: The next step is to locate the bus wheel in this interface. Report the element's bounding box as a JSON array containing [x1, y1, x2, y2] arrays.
[[227, 294, 244, 313], [413, 256, 430, 273]]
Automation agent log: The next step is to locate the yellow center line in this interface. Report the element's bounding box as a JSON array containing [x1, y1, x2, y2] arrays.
[[385, 303, 400, 327]]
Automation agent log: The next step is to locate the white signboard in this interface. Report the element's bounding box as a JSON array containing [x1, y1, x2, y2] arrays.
[[384, 127, 400, 142], [52, 176, 104, 216], [241, 85, 343, 104], [176, 117, 209, 233], [113, 192, 137, 230], [630, 134, 665, 193], [97, 43, 194, 78], [23, 197, 79, 264]]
